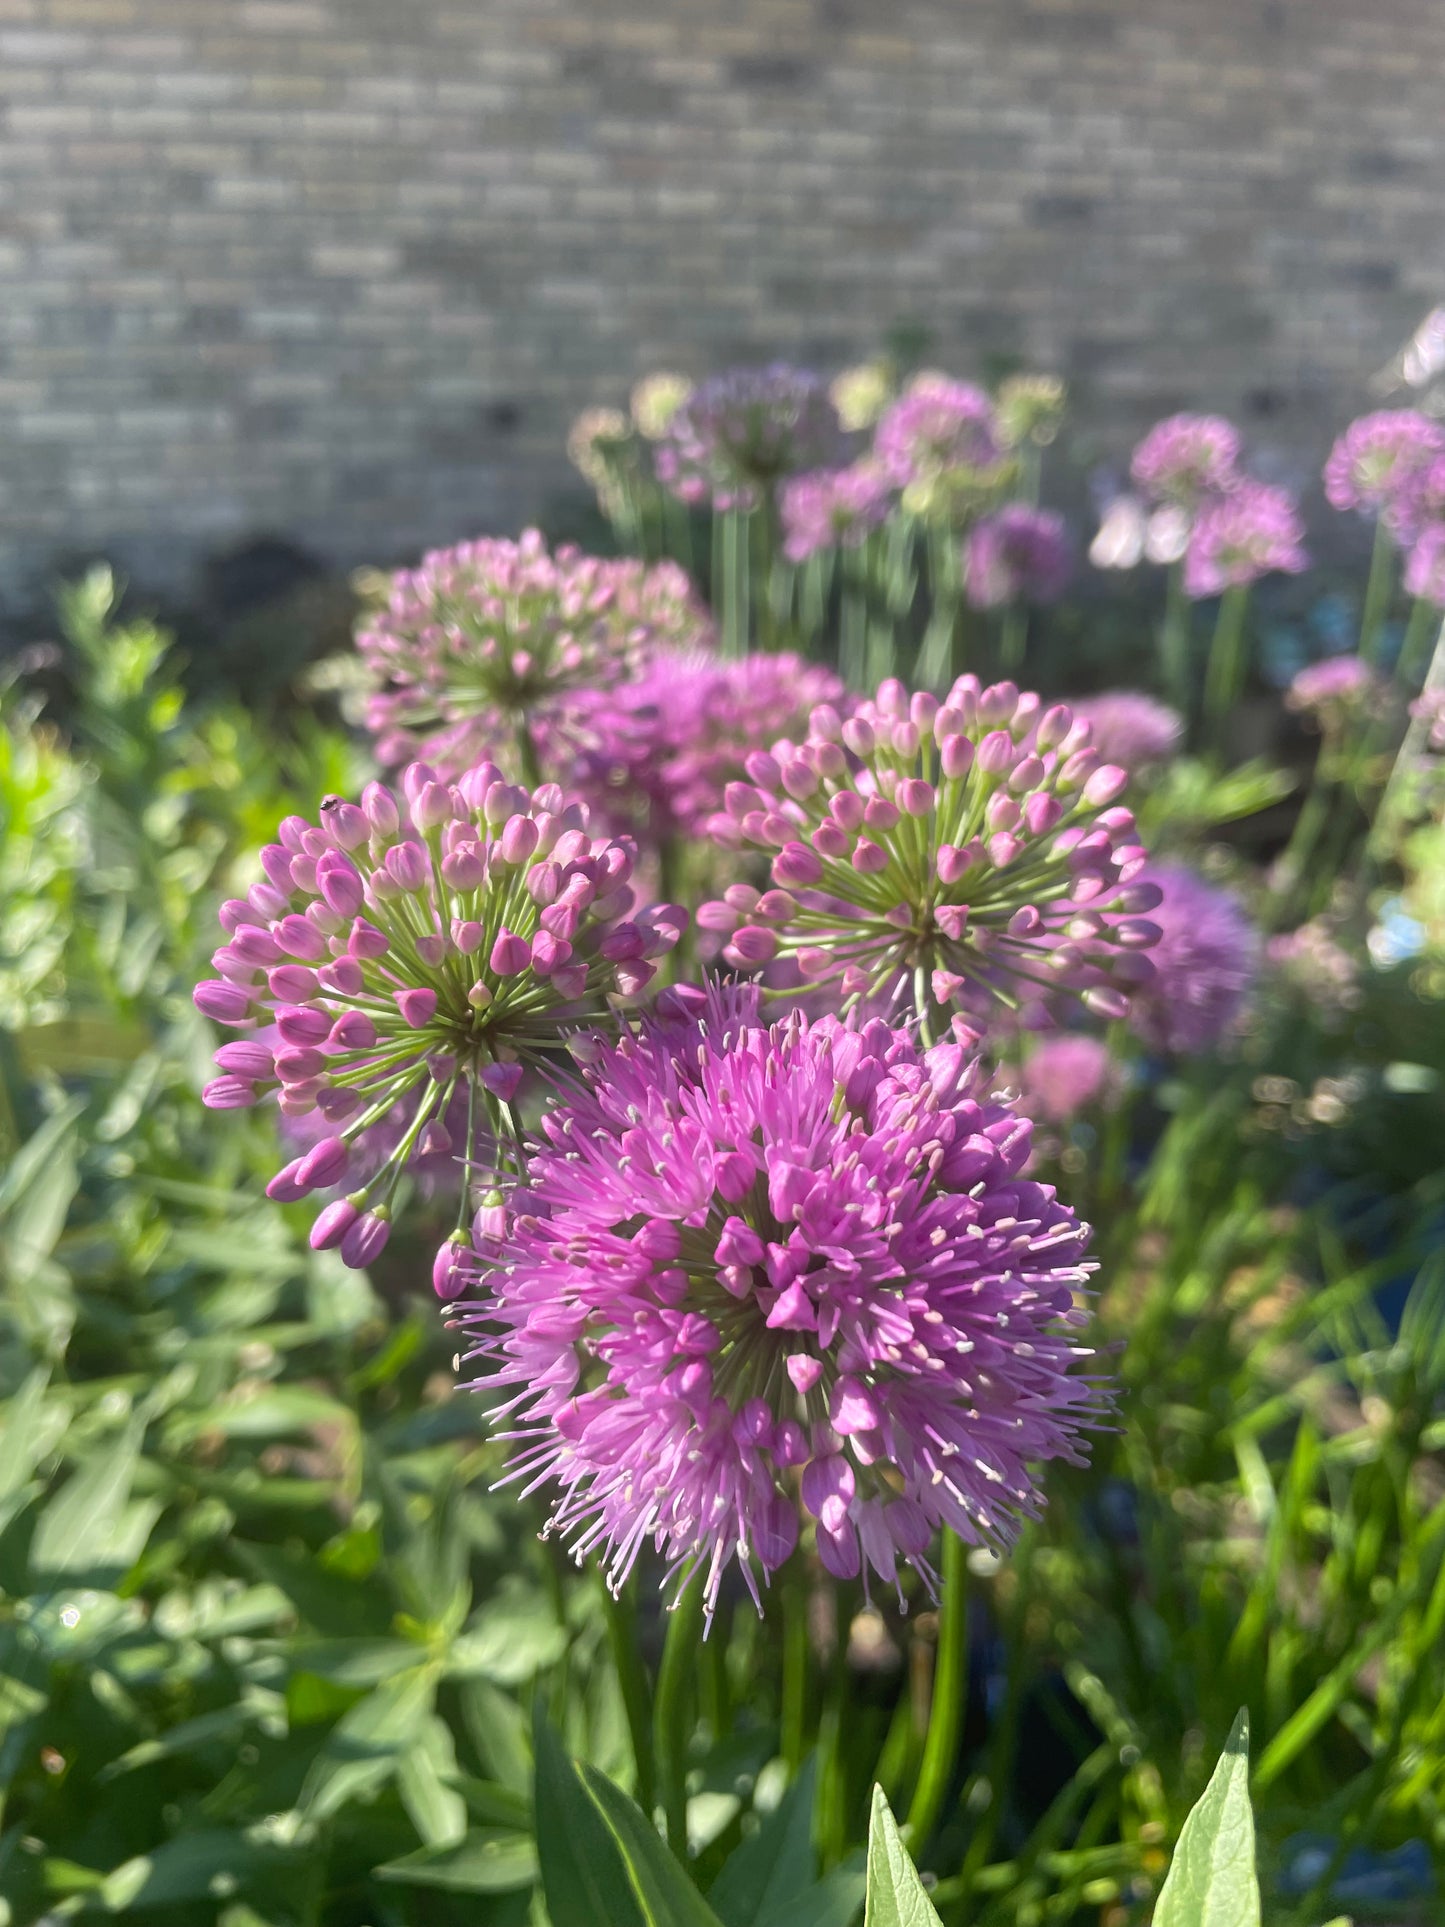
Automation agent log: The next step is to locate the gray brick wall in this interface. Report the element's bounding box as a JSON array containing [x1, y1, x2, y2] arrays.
[[1, 0, 1443, 610]]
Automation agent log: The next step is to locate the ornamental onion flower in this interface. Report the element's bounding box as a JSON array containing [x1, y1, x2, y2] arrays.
[[356, 534, 710, 780], [995, 374, 1067, 449], [1014, 1033, 1120, 1123], [829, 359, 895, 432], [194, 764, 684, 1264], [630, 372, 693, 441], [1125, 864, 1259, 1055], [456, 985, 1108, 1613], [779, 462, 894, 563], [568, 650, 849, 845], [1324, 410, 1445, 522], [654, 364, 843, 511], [1183, 480, 1308, 597], [1286, 654, 1388, 730], [1129, 414, 1242, 508], [1404, 523, 1445, 607], [872, 375, 1005, 508], [1068, 692, 1183, 771], [700, 676, 1160, 1031], [964, 505, 1073, 609]]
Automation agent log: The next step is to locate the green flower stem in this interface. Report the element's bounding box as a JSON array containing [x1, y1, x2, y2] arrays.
[[998, 602, 1028, 676], [513, 719, 542, 790], [780, 1567, 810, 1771], [1159, 563, 1192, 718], [1395, 593, 1437, 696], [600, 1583, 656, 1819], [905, 1527, 968, 1851], [1201, 583, 1251, 758], [720, 507, 751, 658], [1358, 516, 1396, 666], [1269, 774, 1335, 930], [841, 552, 869, 691], [1372, 611, 1445, 859], [654, 1578, 706, 1861]]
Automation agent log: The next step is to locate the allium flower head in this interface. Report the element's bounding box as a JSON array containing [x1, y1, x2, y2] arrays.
[[194, 764, 683, 1267], [965, 505, 1073, 609], [996, 374, 1067, 448], [1183, 480, 1308, 598], [566, 408, 632, 491], [458, 986, 1107, 1612], [655, 364, 843, 511], [1125, 864, 1258, 1055], [873, 376, 1005, 507], [569, 650, 849, 845], [1068, 692, 1182, 771], [1130, 414, 1241, 508], [1286, 654, 1387, 731], [829, 359, 896, 432], [1324, 410, 1445, 520], [779, 462, 894, 563], [700, 676, 1160, 1028], [1016, 1033, 1118, 1123], [630, 372, 693, 441], [1404, 524, 1445, 608], [1267, 917, 1361, 1015], [357, 533, 710, 776]]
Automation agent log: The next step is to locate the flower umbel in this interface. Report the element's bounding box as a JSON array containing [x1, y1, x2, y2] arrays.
[[964, 505, 1073, 609], [779, 462, 894, 563], [873, 375, 1007, 514], [1125, 863, 1259, 1055], [1068, 692, 1183, 771], [700, 676, 1160, 1030], [195, 764, 683, 1263], [1324, 410, 1445, 522], [1130, 414, 1241, 508], [357, 530, 709, 778], [654, 364, 843, 511], [1183, 480, 1308, 597], [457, 989, 1107, 1614]]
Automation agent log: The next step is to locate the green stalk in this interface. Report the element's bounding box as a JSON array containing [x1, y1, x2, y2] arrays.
[[1268, 776, 1334, 931], [998, 602, 1028, 676], [654, 1578, 706, 1861], [840, 552, 869, 691], [1159, 562, 1192, 717], [1395, 592, 1437, 696], [905, 1528, 968, 1851], [600, 1584, 655, 1818], [1201, 583, 1251, 758], [780, 1568, 810, 1771], [1358, 516, 1396, 666], [513, 719, 542, 790], [1372, 611, 1445, 858]]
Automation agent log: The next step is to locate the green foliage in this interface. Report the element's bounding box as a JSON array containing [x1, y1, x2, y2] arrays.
[[1153, 1712, 1260, 1927]]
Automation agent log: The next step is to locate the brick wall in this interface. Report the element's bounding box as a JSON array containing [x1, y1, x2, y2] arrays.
[[1, 0, 1443, 611]]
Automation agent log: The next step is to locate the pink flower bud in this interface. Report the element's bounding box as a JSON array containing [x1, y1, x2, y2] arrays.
[[480, 1060, 524, 1102], [976, 729, 1015, 776], [896, 777, 936, 817], [441, 846, 485, 891], [319, 956, 364, 996], [489, 929, 532, 976], [275, 1046, 327, 1084], [340, 1209, 390, 1270], [499, 814, 540, 866], [316, 856, 364, 919], [433, 1234, 472, 1301], [727, 925, 780, 965], [852, 839, 888, 874], [385, 841, 429, 894], [215, 1039, 274, 1078], [193, 980, 254, 1024], [348, 918, 390, 960], [413, 781, 456, 830], [296, 1136, 349, 1189], [842, 717, 875, 757], [329, 1011, 377, 1049], [230, 926, 283, 968], [266, 1158, 311, 1202], [276, 914, 328, 962], [396, 987, 438, 1027], [362, 782, 400, 838], [310, 1197, 360, 1250], [268, 964, 321, 1002], [1082, 764, 1129, 807], [203, 1076, 257, 1108], [773, 841, 823, 886]]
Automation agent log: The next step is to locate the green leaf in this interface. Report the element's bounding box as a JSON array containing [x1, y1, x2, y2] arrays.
[[95, 1829, 302, 1912], [295, 1663, 438, 1824], [1154, 1710, 1260, 1927], [711, 1756, 819, 1926], [773, 1862, 864, 1927], [534, 1709, 725, 1927], [28, 1421, 143, 1581], [398, 1714, 469, 1847], [0, 1370, 61, 1498], [863, 1786, 941, 1927], [447, 1588, 569, 1686], [377, 1830, 538, 1893]]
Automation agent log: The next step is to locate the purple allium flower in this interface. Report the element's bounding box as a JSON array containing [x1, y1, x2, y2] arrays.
[[872, 375, 1004, 496], [193, 764, 684, 1263], [700, 676, 1160, 1028], [569, 650, 849, 845], [1068, 692, 1183, 771], [1130, 415, 1242, 508], [654, 364, 843, 512], [965, 505, 1073, 609], [1383, 452, 1445, 545], [1323, 410, 1445, 521], [457, 985, 1108, 1613], [1183, 480, 1308, 598], [1125, 864, 1258, 1055], [779, 462, 894, 563], [1404, 523, 1445, 608], [1016, 1034, 1118, 1123], [357, 532, 710, 777], [1286, 654, 1387, 729]]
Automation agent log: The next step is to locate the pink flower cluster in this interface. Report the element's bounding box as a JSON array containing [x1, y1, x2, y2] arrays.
[[1120, 413, 1307, 599], [195, 763, 683, 1266], [567, 649, 849, 845], [964, 504, 1073, 609], [872, 375, 1004, 498], [1125, 864, 1259, 1055], [357, 531, 710, 777], [458, 986, 1106, 1614], [699, 676, 1160, 1028], [779, 462, 894, 563]]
